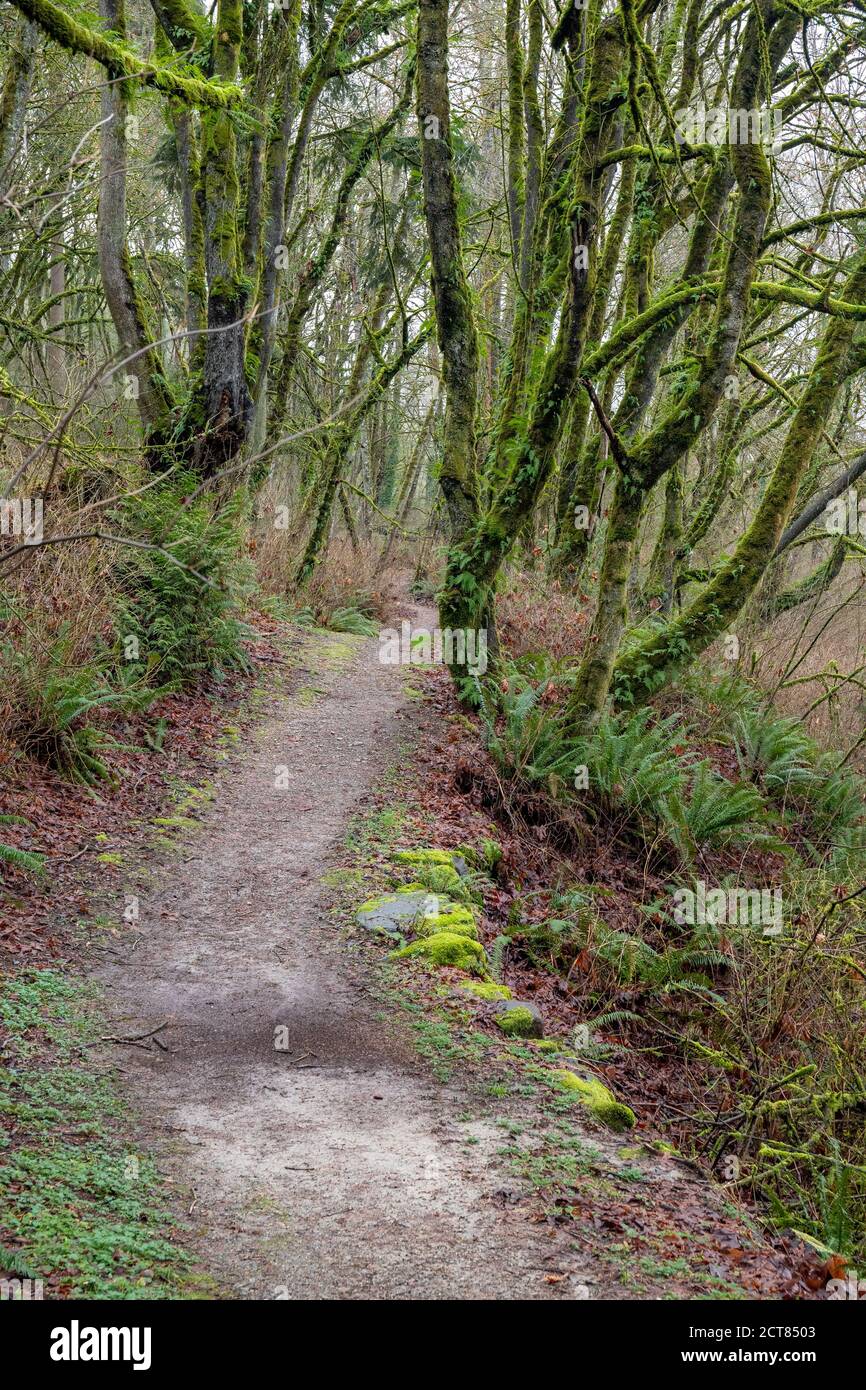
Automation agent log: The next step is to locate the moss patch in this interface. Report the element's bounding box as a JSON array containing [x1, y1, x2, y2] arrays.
[[391, 932, 488, 974], [496, 1006, 539, 1038], [394, 849, 457, 868], [414, 905, 479, 940], [553, 1070, 636, 1132], [459, 981, 512, 1000]]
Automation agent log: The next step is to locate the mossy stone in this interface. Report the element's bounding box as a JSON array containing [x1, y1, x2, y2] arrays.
[[414, 905, 479, 940], [554, 1070, 636, 1132], [356, 891, 435, 936], [494, 1000, 544, 1038], [391, 932, 488, 974]]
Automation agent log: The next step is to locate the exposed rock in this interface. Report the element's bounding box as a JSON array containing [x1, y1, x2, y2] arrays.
[[355, 891, 439, 936]]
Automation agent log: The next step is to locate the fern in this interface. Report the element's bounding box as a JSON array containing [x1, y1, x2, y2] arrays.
[[0, 843, 45, 876], [483, 675, 576, 790], [733, 709, 815, 797], [488, 934, 510, 981], [577, 707, 686, 817], [587, 1008, 642, 1030], [0, 630, 156, 784], [114, 473, 254, 683], [674, 760, 770, 851], [733, 710, 865, 865], [328, 606, 378, 636]]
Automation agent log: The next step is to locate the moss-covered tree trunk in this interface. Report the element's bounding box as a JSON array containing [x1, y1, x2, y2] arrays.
[[436, 11, 622, 654], [194, 0, 251, 474], [0, 16, 37, 201], [97, 0, 175, 448], [612, 240, 866, 705], [566, 2, 798, 728], [416, 0, 479, 540]]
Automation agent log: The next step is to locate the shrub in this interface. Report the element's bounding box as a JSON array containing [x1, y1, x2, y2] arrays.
[[0, 626, 159, 783], [113, 476, 254, 684]]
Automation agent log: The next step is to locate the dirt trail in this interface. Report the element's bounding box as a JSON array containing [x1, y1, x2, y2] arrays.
[[95, 610, 597, 1299]]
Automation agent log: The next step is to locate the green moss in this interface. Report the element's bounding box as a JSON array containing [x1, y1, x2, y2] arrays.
[[17, 0, 241, 109], [459, 981, 512, 1000], [356, 895, 388, 914], [395, 849, 457, 867], [416, 863, 470, 899], [554, 1070, 636, 1132], [533, 1039, 562, 1052], [414, 906, 479, 940], [496, 1006, 537, 1038], [393, 848, 473, 903], [391, 932, 488, 974]]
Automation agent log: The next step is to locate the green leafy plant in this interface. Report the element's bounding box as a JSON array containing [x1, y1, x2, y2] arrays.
[[0, 629, 159, 783], [0, 842, 45, 876], [327, 605, 378, 636], [674, 760, 773, 853], [114, 475, 254, 684]]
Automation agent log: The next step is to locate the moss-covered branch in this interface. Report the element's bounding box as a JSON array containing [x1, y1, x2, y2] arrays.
[[612, 240, 866, 705], [8, 0, 240, 108]]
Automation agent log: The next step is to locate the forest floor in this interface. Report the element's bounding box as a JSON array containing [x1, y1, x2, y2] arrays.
[[0, 595, 819, 1300]]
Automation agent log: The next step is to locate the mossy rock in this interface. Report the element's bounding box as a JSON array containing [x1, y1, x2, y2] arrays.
[[417, 863, 473, 902], [553, 1070, 636, 1132], [395, 848, 466, 872], [459, 981, 512, 1001], [533, 1039, 562, 1053], [494, 1000, 544, 1038], [394, 848, 473, 900], [391, 932, 488, 974], [414, 905, 479, 940], [356, 891, 436, 936]]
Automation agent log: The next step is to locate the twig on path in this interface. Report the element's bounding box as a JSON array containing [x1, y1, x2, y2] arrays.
[[55, 846, 89, 864], [90, 1021, 172, 1049]]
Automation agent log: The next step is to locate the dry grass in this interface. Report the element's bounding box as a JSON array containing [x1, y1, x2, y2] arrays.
[[0, 490, 116, 768], [497, 565, 591, 661], [743, 570, 866, 770]]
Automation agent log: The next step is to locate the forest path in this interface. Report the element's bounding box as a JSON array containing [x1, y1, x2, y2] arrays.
[[94, 607, 589, 1300]]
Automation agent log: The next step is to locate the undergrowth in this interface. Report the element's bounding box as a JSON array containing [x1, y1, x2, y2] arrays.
[[481, 653, 866, 1264], [0, 970, 192, 1298]]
